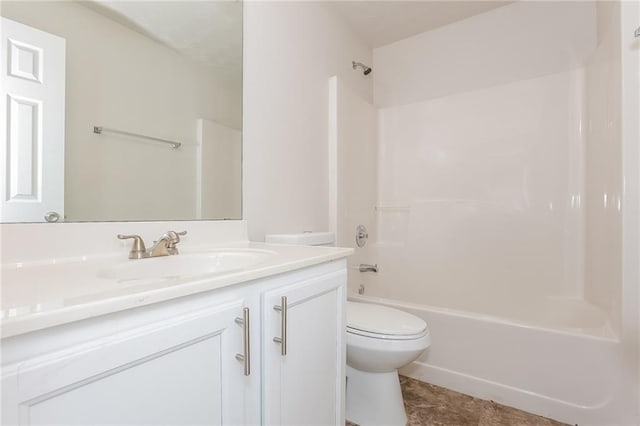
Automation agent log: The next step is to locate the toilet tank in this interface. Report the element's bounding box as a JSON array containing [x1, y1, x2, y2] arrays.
[[265, 232, 335, 247]]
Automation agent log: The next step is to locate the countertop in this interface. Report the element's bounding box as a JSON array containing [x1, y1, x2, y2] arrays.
[[1, 242, 353, 338]]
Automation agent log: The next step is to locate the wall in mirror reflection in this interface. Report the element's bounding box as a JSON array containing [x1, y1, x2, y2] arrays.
[[1, 1, 242, 222]]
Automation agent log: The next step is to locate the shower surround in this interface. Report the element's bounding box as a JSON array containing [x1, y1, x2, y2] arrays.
[[331, 1, 636, 424], [372, 68, 589, 322]]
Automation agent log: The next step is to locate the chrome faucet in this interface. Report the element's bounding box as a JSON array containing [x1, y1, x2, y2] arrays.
[[359, 263, 378, 273], [118, 230, 187, 259]]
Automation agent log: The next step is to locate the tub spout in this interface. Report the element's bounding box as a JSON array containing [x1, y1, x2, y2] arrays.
[[359, 263, 378, 273]]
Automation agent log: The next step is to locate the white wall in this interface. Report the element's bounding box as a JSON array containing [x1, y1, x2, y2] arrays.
[[373, 1, 596, 107], [1, 1, 242, 222], [196, 119, 242, 220], [243, 1, 372, 241], [329, 76, 377, 292]]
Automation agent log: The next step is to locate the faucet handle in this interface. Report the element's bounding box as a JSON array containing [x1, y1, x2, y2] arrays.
[[166, 230, 187, 246], [117, 234, 148, 259], [159, 231, 187, 256]]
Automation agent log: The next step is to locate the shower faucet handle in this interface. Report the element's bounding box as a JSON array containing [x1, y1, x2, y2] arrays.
[[356, 225, 369, 247]]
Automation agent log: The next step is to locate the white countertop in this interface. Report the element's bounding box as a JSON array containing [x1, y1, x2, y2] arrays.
[[1, 241, 353, 338]]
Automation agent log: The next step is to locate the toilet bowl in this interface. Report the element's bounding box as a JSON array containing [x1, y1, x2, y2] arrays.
[[346, 301, 431, 426]]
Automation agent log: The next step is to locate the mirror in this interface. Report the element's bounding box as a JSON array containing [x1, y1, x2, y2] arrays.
[[0, 0, 242, 223]]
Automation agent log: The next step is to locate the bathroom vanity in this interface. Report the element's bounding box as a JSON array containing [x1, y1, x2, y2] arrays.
[[1, 221, 352, 425]]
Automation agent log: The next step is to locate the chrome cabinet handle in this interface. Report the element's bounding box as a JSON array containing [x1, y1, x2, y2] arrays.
[[273, 296, 288, 356], [235, 308, 251, 376]]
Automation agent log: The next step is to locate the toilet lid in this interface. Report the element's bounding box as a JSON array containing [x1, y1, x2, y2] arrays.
[[347, 301, 427, 336]]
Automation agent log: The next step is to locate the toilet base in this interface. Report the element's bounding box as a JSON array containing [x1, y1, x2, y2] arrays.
[[345, 365, 407, 426]]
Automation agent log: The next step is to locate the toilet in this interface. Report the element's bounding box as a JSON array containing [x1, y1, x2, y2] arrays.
[[265, 231, 431, 426], [346, 301, 430, 426]]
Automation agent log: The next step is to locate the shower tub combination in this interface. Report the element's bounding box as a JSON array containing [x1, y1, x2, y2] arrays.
[[331, 1, 637, 424], [349, 292, 621, 425]]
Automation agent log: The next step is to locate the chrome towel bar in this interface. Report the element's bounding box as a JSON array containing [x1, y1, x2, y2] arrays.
[[93, 126, 181, 149]]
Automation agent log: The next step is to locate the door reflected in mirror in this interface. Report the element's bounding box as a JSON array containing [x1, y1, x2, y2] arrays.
[[0, 1, 242, 223]]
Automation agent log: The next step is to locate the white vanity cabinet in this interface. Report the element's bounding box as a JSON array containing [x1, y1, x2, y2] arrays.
[[1, 259, 347, 426], [1, 294, 255, 426], [262, 269, 347, 426]]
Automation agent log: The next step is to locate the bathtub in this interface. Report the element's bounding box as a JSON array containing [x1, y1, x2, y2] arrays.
[[349, 293, 626, 425]]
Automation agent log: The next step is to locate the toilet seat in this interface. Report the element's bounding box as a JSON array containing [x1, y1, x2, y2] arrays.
[[347, 301, 428, 340], [347, 327, 428, 340]]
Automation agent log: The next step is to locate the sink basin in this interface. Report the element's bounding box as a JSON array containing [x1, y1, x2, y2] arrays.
[[98, 249, 276, 281]]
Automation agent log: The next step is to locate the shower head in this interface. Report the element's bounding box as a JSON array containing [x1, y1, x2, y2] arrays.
[[352, 61, 372, 76]]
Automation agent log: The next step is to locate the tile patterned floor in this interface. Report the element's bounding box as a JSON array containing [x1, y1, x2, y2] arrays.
[[347, 376, 570, 426]]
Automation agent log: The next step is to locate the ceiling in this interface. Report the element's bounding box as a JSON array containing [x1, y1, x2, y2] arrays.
[[85, 1, 511, 82], [325, 1, 512, 48], [85, 1, 242, 84]]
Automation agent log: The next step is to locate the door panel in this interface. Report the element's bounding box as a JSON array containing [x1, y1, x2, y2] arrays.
[[263, 270, 346, 426], [1, 17, 65, 222], [281, 289, 339, 425], [2, 300, 247, 425], [26, 336, 222, 425]]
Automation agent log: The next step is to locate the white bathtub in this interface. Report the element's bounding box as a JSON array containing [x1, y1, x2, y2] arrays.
[[349, 293, 627, 425]]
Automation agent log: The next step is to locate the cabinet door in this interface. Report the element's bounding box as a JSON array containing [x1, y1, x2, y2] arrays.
[[263, 270, 346, 426], [1, 300, 253, 425]]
